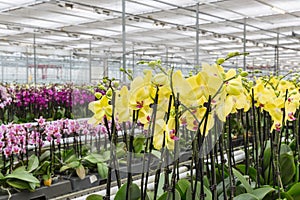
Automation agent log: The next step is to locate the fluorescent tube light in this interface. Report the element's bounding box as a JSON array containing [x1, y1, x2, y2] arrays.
[[271, 6, 286, 14]]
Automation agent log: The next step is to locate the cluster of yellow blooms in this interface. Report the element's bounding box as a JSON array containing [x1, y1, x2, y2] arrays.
[[88, 62, 299, 151]]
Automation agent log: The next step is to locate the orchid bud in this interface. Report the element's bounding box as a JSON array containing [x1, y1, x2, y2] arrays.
[[112, 81, 119, 88], [280, 80, 287, 85], [106, 88, 112, 98], [240, 71, 249, 77], [95, 92, 102, 99], [216, 58, 225, 65], [152, 73, 168, 86], [98, 85, 106, 90], [227, 52, 237, 58], [148, 61, 157, 68], [248, 81, 253, 87], [226, 79, 243, 95]]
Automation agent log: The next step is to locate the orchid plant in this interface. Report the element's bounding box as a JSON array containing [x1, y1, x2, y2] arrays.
[[87, 52, 300, 200]]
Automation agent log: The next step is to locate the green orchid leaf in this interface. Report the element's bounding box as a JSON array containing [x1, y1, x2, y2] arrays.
[[133, 135, 146, 153], [251, 187, 275, 200], [64, 154, 77, 164], [60, 160, 80, 172], [235, 185, 247, 196], [76, 164, 86, 180], [158, 190, 181, 200], [287, 182, 300, 199], [40, 150, 51, 162], [114, 183, 141, 200], [97, 162, 108, 179], [263, 147, 271, 170], [236, 164, 264, 185], [5, 171, 40, 184], [280, 152, 296, 185], [62, 149, 75, 162], [281, 191, 295, 200], [232, 167, 253, 193], [60, 165, 70, 172], [175, 179, 190, 199], [34, 161, 50, 176], [186, 181, 212, 200], [84, 153, 106, 164], [0, 171, 4, 179], [203, 175, 210, 188], [217, 176, 230, 196], [236, 164, 263, 183], [86, 194, 103, 200], [7, 179, 31, 190], [28, 181, 38, 191], [289, 139, 296, 151], [280, 144, 292, 155], [27, 154, 39, 172], [151, 150, 161, 159], [233, 193, 259, 200], [146, 191, 154, 200], [67, 161, 80, 168], [13, 166, 27, 173]]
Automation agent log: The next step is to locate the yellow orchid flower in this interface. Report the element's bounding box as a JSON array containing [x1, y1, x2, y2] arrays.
[[153, 118, 177, 150], [285, 90, 300, 121], [172, 70, 198, 106], [235, 92, 251, 112], [186, 72, 206, 99], [129, 73, 154, 125], [225, 76, 243, 96], [264, 97, 284, 131], [88, 95, 112, 125], [253, 79, 276, 108], [115, 86, 130, 123]]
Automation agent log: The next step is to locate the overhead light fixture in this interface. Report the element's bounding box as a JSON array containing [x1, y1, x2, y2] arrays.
[[66, 32, 80, 38], [65, 3, 74, 10], [94, 8, 102, 14], [57, 1, 74, 10], [94, 8, 111, 16], [292, 31, 300, 39], [92, 36, 102, 41], [271, 6, 286, 14], [6, 25, 23, 31], [128, 16, 140, 22], [102, 9, 110, 16]]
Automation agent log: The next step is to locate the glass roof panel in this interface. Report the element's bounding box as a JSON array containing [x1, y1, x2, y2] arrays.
[[16, 18, 64, 28], [77, 29, 119, 36]]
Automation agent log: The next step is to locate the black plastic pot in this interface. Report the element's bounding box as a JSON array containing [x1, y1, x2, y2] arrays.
[[68, 173, 103, 192], [0, 180, 72, 200]]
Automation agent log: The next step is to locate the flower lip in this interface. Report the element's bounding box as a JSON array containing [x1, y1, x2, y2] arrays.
[[136, 101, 144, 109], [169, 130, 179, 141]]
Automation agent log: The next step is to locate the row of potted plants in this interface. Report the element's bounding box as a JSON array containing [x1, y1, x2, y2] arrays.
[[0, 83, 96, 124]]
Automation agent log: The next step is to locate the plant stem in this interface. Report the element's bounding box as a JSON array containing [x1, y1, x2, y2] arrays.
[[297, 111, 300, 182], [126, 110, 136, 200], [143, 87, 159, 200], [227, 114, 235, 199], [251, 89, 260, 187], [244, 110, 250, 177], [219, 127, 227, 200]]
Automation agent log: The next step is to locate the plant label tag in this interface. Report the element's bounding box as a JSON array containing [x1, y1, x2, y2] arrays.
[[89, 175, 98, 184]]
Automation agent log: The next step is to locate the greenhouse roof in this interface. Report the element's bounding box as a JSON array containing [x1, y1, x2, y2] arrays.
[[0, 0, 299, 70]]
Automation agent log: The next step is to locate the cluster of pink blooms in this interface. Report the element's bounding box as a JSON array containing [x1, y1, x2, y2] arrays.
[[0, 85, 12, 109], [0, 117, 112, 158]]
